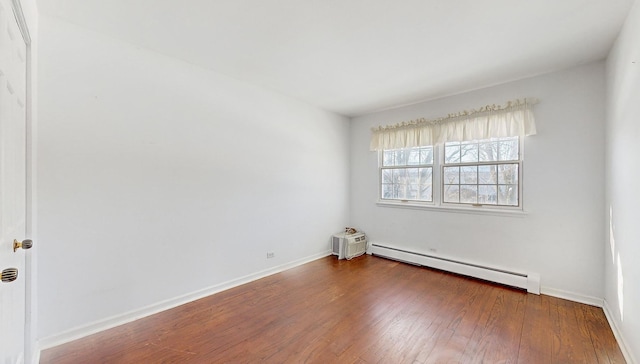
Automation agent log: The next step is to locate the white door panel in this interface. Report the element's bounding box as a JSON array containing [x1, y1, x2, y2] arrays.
[[0, 0, 28, 362]]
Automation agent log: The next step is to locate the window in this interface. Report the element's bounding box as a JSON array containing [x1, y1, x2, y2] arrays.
[[443, 137, 520, 207], [381, 147, 433, 202], [379, 137, 522, 210]]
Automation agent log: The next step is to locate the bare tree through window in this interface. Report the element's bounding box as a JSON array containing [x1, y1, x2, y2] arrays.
[[380, 137, 521, 208], [443, 137, 519, 206], [381, 147, 433, 202]]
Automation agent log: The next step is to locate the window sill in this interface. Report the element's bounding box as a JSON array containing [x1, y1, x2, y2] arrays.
[[376, 200, 528, 217]]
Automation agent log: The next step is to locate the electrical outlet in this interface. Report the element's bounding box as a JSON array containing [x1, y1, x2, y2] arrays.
[[267, 252, 275, 259]]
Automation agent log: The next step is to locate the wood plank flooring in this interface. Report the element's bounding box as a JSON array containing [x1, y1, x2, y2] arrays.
[[40, 255, 626, 363]]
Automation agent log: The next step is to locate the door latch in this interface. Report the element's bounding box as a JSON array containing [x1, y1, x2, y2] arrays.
[[13, 239, 33, 252]]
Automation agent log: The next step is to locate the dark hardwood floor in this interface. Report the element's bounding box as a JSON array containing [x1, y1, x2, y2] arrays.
[[40, 255, 626, 363]]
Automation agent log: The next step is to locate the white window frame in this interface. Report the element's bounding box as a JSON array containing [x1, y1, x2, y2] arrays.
[[377, 137, 526, 216], [379, 147, 435, 203]]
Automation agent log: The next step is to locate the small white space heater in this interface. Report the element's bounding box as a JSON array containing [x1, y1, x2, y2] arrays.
[[332, 231, 367, 260]]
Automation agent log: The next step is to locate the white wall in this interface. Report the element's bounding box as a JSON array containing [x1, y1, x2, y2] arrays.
[[37, 15, 350, 340], [350, 63, 606, 301], [605, 0, 640, 361]]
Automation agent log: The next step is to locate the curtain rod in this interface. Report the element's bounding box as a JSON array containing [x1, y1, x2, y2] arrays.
[[371, 97, 539, 132]]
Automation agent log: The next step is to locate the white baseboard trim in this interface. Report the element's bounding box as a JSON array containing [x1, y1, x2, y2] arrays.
[[540, 286, 604, 307], [603, 300, 637, 364], [38, 250, 331, 351]]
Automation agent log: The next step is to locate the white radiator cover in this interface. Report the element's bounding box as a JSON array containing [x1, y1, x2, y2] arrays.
[[368, 243, 540, 294]]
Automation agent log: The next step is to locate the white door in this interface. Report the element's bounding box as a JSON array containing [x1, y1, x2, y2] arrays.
[[0, 0, 29, 363]]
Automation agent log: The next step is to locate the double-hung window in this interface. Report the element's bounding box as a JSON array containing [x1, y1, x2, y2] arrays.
[[372, 98, 536, 211], [442, 137, 520, 207], [379, 137, 522, 210], [381, 147, 434, 202]]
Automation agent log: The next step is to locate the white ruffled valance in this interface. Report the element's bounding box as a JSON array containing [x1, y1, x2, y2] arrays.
[[370, 98, 538, 151]]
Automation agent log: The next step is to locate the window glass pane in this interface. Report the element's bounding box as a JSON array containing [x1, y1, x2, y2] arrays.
[[394, 184, 402, 199], [407, 185, 418, 200], [444, 143, 460, 163], [419, 185, 433, 201], [382, 169, 393, 183], [407, 149, 420, 165], [479, 141, 498, 162], [460, 142, 478, 163], [444, 185, 460, 203], [389, 169, 397, 183], [460, 185, 478, 204], [499, 137, 519, 161], [381, 165, 433, 202], [396, 183, 407, 199], [498, 185, 518, 206], [478, 185, 498, 204], [460, 166, 477, 184], [394, 185, 402, 199], [384, 147, 435, 168], [394, 168, 407, 184], [498, 164, 519, 184], [443, 166, 459, 184], [383, 150, 395, 166], [419, 168, 433, 201], [478, 165, 497, 184], [419, 167, 432, 185], [407, 168, 419, 183], [395, 150, 408, 165], [382, 184, 393, 199], [420, 147, 433, 164]]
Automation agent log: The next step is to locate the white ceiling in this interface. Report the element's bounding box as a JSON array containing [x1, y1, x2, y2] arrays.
[[37, 0, 634, 116]]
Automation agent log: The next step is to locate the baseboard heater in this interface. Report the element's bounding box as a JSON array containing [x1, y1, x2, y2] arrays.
[[369, 243, 540, 294]]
